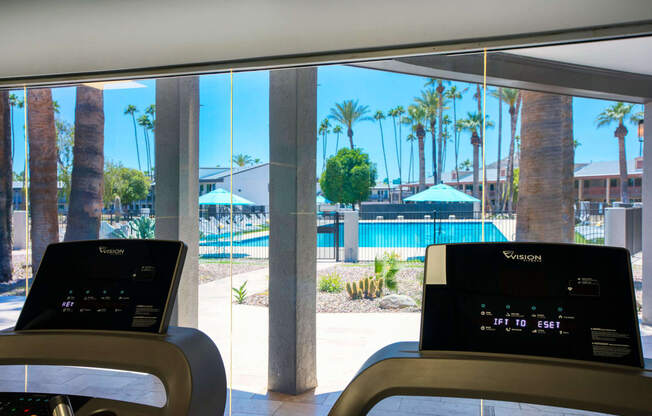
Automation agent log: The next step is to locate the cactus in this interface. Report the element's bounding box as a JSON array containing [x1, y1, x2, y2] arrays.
[[345, 275, 387, 300]]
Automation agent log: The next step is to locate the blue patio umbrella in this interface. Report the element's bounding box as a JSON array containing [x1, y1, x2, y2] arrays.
[[316, 195, 331, 204], [404, 183, 480, 203], [199, 188, 255, 205]]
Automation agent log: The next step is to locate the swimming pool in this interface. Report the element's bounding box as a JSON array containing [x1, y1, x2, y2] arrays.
[[200, 221, 507, 248]]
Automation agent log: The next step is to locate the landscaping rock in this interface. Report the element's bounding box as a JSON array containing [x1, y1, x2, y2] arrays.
[[379, 294, 416, 309]]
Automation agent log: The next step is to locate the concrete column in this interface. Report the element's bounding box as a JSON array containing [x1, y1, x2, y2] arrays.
[[343, 211, 359, 262], [578, 179, 583, 200], [12, 211, 26, 250], [642, 102, 652, 323], [268, 68, 317, 394], [605, 179, 610, 203], [155, 76, 199, 328]]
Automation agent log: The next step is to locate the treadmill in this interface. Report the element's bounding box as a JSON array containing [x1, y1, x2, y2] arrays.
[[0, 240, 227, 416], [330, 242, 652, 416]]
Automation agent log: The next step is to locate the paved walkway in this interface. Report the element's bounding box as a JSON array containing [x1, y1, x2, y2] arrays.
[[0, 261, 651, 415]]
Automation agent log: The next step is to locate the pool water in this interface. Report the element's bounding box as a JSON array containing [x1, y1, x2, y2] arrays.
[[200, 221, 507, 248]]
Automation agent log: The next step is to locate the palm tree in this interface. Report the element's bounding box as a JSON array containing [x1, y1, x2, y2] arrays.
[[414, 89, 440, 183], [318, 118, 330, 172], [406, 105, 427, 191], [441, 114, 452, 174], [374, 111, 391, 200], [65, 85, 105, 241], [406, 133, 416, 184], [328, 100, 371, 149], [27, 89, 59, 273], [489, 88, 504, 210], [8, 94, 24, 163], [0, 91, 12, 282], [425, 79, 451, 182], [124, 105, 142, 171], [233, 153, 254, 167], [494, 88, 522, 211], [145, 104, 156, 177], [445, 85, 467, 188], [596, 102, 641, 203], [332, 124, 343, 153], [459, 159, 472, 171], [388, 106, 406, 201], [516, 91, 574, 242], [137, 114, 152, 176], [458, 113, 494, 198]]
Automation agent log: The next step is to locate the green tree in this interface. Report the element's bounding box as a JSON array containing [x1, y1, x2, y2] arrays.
[[374, 110, 391, 200], [445, 85, 467, 188], [103, 162, 151, 207], [123, 105, 142, 171], [425, 79, 450, 182], [596, 102, 641, 203], [328, 100, 371, 149], [320, 148, 377, 207], [459, 159, 472, 171]]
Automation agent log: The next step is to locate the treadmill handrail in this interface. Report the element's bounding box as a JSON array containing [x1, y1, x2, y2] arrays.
[[0, 326, 226, 416], [328, 342, 652, 416]]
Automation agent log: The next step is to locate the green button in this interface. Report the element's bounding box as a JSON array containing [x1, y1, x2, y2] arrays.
[[531, 306, 537, 311], [506, 304, 511, 310], [557, 307, 563, 312], [480, 303, 486, 308]]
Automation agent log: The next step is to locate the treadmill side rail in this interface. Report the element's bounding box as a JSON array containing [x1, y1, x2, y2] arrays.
[[328, 342, 652, 416], [0, 326, 226, 416]]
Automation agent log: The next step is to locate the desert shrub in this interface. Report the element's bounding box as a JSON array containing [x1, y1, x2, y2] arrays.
[[319, 273, 344, 293]]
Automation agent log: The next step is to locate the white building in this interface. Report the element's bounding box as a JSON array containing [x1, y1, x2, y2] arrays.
[[199, 163, 269, 208]]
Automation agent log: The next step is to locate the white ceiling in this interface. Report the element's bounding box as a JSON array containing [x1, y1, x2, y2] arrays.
[[2, 0, 652, 84], [511, 37, 652, 76]]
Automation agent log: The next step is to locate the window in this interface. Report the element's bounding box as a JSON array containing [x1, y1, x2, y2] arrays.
[[610, 178, 618, 187]]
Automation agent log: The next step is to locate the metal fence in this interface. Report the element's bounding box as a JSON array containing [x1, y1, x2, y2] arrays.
[[198, 211, 342, 260]]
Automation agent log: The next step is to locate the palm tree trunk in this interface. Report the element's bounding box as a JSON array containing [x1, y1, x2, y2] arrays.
[[453, 98, 460, 189], [65, 86, 104, 241], [418, 132, 426, 191], [391, 116, 402, 202], [472, 142, 479, 198], [437, 102, 444, 184], [430, 121, 437, 183], [377, 120, 391, 201], [347, 128, 354, 149], [617, 126, 629, 203], [27, 89, 60, 273], [0, 91, 12, 282], [516, 91, 574, 243], [130, 113, 142, 171], [335, 132, 340, 153], [503, 94, 521, 211], [496, 88, 503, 211], [142, 126, 151, 176]]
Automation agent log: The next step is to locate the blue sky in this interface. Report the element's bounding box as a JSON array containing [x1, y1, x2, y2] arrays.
[[8, 65, 644, 182]]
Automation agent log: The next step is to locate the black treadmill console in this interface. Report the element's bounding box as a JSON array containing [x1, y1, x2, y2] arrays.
[[420, 243, 643, 367], [15, 239, 187, 334]]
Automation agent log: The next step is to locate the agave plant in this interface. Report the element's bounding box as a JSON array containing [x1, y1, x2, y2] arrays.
[[112, 216, 155, 239]]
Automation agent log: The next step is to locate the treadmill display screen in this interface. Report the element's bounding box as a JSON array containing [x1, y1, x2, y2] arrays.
[[15, 240, 186, 334], [419, 243, 643, 367]]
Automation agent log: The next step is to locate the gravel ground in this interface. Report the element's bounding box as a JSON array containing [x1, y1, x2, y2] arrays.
[[0, 251, 31, 296], [199, 259, 268, 283], [245, 263, 423, 313]]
